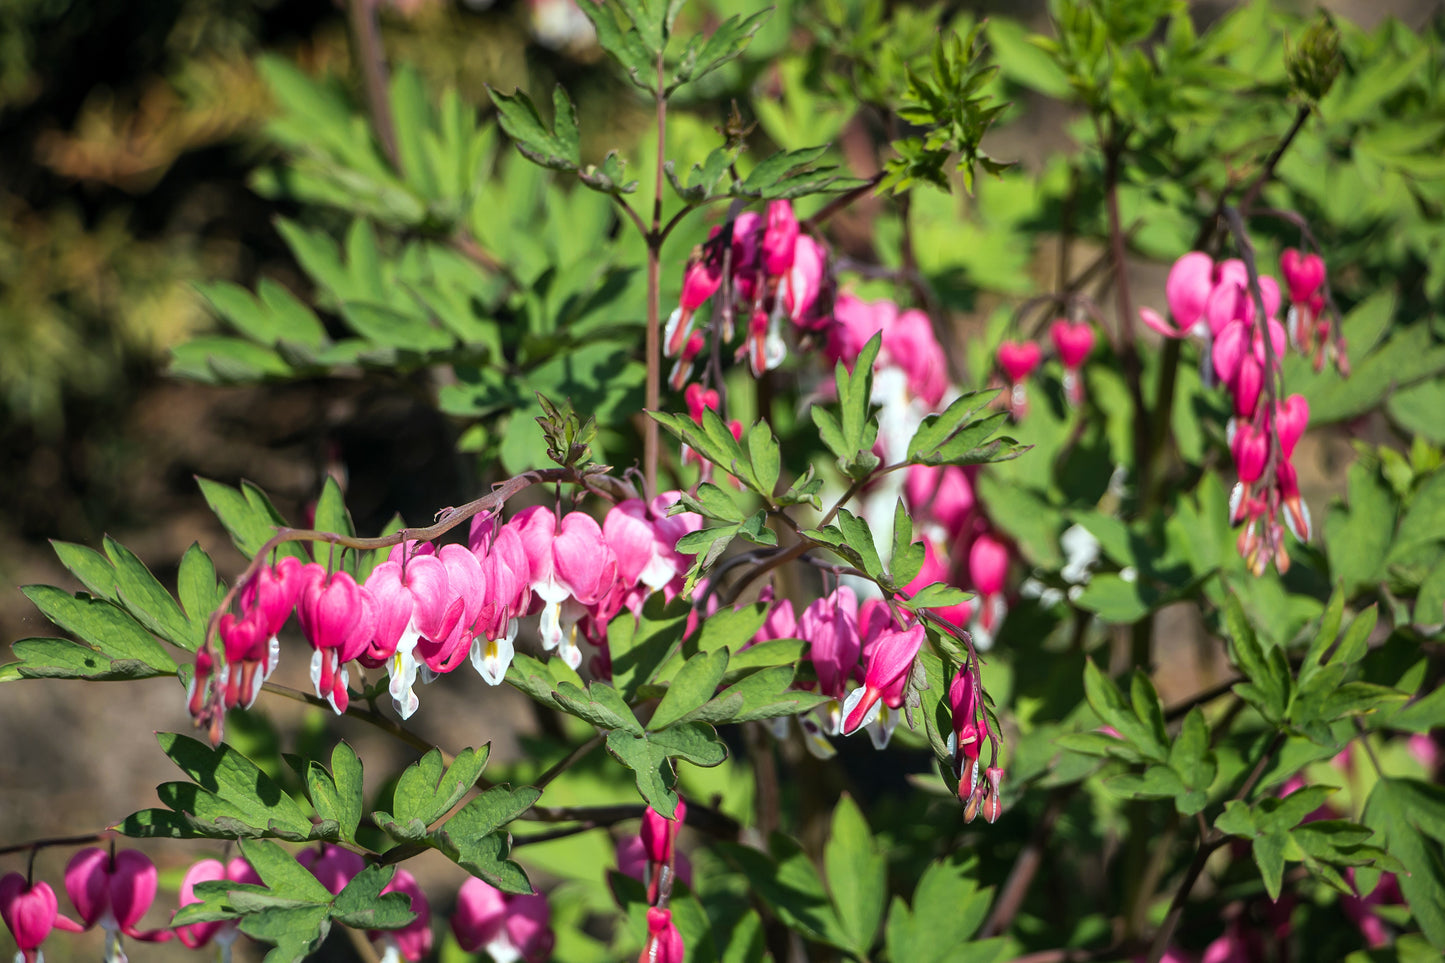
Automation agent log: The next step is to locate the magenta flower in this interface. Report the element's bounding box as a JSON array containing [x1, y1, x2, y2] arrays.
[[639, 907, 685, 963], [2, 875, 82, 963], [664, 255, 724, 357], [640, 797, 688, 903], [948, 665, 983, 793], [173, 857, 260, 956], [799, 588, 862, 738], [468, 525, 533, 686], [905, 465, 975, 541], [969, 532, 1009, 645], [296, 565, 376, 714], [784, 234, 828, 327], [452, 879, 553, 963], [883, 308, 949, 408], [363, 553, 453, 718], [296, 844, 364, 896], [1280, 248, 1326, 305], [1050, 320, 1095, 406], [370, 869, 431, 963], [841, 622, 924, 740], [997, 340, 1042, 417], [1274, 394, 1309, 459], [762, 200, 799, 276], [617, 836, 694, 893], [511, 506, 619, 670], [64, 847, 172, 961], [903, 540, 973, 633]]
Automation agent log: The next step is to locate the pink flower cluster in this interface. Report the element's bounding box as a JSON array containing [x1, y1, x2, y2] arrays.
[[1138, 250, 1324, 574], [665, 200, 830, 385], [190, 496, 701, 733], [948, 662, 1003, 822], [996, 319, 1097, 416], [613, 801, 688, 963]]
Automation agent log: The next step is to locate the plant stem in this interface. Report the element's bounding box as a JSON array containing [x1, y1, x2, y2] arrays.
[[261, 682, 443, 759], [534, 733, 603, 790], [643, 46, 668, 494], [345, 0, 400, 172], [801, 173, 884, 232], [0, 831, 113, 858]]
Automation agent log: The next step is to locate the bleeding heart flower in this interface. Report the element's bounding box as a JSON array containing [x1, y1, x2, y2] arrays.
[[1275, 394, 1310, 459], [1281, 248, 1326, 305], [840, 622, 924, 740], [453, 879, 553, 963], [511, 507, 619, 670], [997, 340, 1042, 382], [296, 566, 377, 714], [296, 844, 365, 896], [173, 858, 260, 955], [64, 847, 172, 962], [1050, 320, 1095, 369], [370, 869, 432, 963], [639, 907, 685, 963], [762, 200, 800, 276], [1166, 251, 1215, 333], [2, 874, 82, 963]]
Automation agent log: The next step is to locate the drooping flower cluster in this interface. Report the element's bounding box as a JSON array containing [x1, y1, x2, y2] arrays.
[[947, 662, 1003, 822], [665, 200, 830, 383], [612, 800, 687, 963], [189, 497, 701, 735], [1138, 250, 1328, 574]]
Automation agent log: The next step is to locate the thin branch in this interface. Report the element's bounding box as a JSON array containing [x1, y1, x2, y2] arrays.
[[1238, 105, 1311, 213], [0, 831, 114, 858], [261, 681, 443, 760], [801, 173, 884, 232], [642, 45, 669, 494], [533, 734, 604, 790], [345, 0, 400, 171]]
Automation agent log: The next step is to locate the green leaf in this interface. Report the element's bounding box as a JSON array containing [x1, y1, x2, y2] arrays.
[[146, 733, 314, 840], [431, 786, 541, 894], [330, 864, 415, 930], [651, 648, 729, 731], [823, 795, 886, 956], [553, 681, 644, 734], [746, 421, 781, 500], [1323, 462, 1397, 594], [488, 86, 581, 172], [608, 595, 691, 701], [1081, 659, 1166, 763], [198, 478, 307, 562], [177, 544, 226, 643], [682, 665, 828, 725], [668, 10, 771, 94], [2, 638, 172, 683], [1364, 778, 1445, 949], [883, 856, 996, 963], [721, 835, 851, 950], [390, 746, 490, 827], [696, 603, 768, 655], [836, 508, 885, 580], [605, 723, 727, 815], [21, 585, 177, 672], [49, 541, 117, 600], [104, 536, 194, 650]]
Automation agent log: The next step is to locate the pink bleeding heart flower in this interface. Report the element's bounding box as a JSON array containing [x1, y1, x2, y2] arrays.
[[728, 211, 764, 303], [905, 465, 975, 541], [1231, 354, 1264, 420], [785, 234, 828, 327], [969, 532, 1009, 640], [296, 845, 365, 897], [997, 340, 1042, 382], [406, 544, 483, 693], [511, 507, 619, 670], [1166, 251, 1215, 333], [841, 622, 925, 741], [664, 256, 724, 357], [363, 554, 453, 718], [605, 498, 690, 593], [1211, 319, 1251, 386], [216, 610, 269, 710], [640, 797, 688, 903], [232, 554, 305, 695], [948, 666, 983, 797], [827, 294, 894, 368], [1281, 248, 1326, 305], [1050, 320, 1095, 369], [1231, 423, 1269, 486], [800, 588, 861, 708], [296, 565, 377, 714], [669, 330, 706, 391], [762, 200, 800, 276], [173, 858, 260, 953], [639, 907, 685, 963], [452, 879, 553, 963], [369, 869, 431, 963], [752, 595, 797, 645], [617, 836, 695, 893], [1275, 395, 1309, 459], [2, 875, 83, 963], [883, 308, 949, 408], [468, 525, 534, 687], [64, 847, 172, 957]]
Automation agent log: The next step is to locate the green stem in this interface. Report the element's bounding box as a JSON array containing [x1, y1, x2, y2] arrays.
[[643, 46, 668, 494]]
